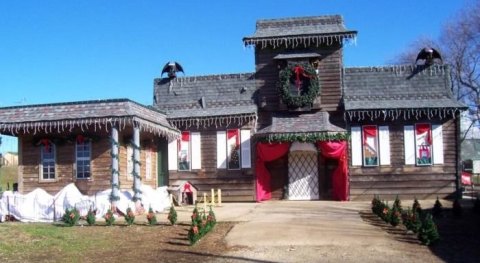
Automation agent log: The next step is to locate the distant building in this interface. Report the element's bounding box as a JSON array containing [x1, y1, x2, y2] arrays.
[[0, 152, 18, 166]]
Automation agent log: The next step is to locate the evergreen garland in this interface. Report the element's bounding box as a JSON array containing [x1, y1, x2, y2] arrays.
[[278, 63, 320, 109], [130, 141, 142, 202], [110, 138, 121, 202], [257, 132, 349, 143]]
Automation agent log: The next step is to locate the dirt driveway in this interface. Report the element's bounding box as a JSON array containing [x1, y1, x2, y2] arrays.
[[205, 200, 456, 263]]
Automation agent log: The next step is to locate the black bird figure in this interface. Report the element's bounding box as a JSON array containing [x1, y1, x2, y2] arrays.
[[161, 61, 184, 78], [416, 47, 443, 66]]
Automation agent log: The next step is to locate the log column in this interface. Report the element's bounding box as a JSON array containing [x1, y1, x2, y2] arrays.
[[110, 125, 120, 205], [132, 125, 142, 204]]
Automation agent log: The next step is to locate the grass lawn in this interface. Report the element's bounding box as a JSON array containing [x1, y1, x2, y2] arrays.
[[0, 166, 17, 192], [0, 221, 235, 263]]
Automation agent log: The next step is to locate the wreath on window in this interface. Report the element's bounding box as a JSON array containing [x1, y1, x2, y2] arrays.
[[278, 63, 320, 109]]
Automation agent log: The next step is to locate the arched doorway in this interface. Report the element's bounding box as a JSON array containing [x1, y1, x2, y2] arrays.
[[287, 142, 319, 200]]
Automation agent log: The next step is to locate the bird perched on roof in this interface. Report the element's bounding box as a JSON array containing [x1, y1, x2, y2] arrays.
[[161, 61, 184, 78], [416, 47, 443, 66]]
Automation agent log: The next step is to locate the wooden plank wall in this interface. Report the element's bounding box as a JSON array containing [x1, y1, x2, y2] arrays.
[[254, 43, 343, 113], [168, 122, 255, 202], [18, 128, 159, 196], [349, 118, 459, 201]]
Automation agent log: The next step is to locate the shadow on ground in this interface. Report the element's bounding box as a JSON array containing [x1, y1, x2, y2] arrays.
[[360, 201, 480, 262]]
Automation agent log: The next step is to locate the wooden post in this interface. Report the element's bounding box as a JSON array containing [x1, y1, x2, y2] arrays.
[[133, 126, 142, 209], [110, 126, 120, 205], [203, 192, 207, 212], [211, 188, 215, 206], [217, 189, 222, 206]]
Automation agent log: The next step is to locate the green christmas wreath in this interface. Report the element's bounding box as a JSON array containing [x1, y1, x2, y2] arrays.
[[278, 63, 320, 109]]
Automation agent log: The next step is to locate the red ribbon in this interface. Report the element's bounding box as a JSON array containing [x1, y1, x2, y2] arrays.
[[41, 139, 50, 152], [293, 65, 305, 90], [76, 135, 85, 144]]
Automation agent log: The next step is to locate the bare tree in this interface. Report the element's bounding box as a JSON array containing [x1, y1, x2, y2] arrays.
[[393, 1, 480, 140], [390, 37, 440, 65]]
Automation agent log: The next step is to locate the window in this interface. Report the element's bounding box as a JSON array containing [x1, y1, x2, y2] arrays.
[[362, 125, 379, 166], [178, 131, 191, 171], [415, 123, 432, 165], [76, 140, 91, 179], [145, 148, 152, 180], [40, 142, 55, 180], [167, 131, 201, 171], [404, 124, 443, 165], [351, 126, 390, 166], [216, 129, 251, 169], [227, 129, 241, 169]]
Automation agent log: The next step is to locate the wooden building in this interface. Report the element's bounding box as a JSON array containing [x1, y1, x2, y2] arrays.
[[156, 15, 466, 201], [0, 15, 467, 203], [0, 99, 179, 202]]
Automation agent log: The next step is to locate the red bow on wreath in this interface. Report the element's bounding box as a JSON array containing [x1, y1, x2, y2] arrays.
[[40, 139, 50, 152], [76, 135, 85, 144], [293, 65, 312, 91]]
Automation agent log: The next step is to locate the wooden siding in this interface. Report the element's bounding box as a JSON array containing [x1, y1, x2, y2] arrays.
[[168, 123, 255, 202], [349, 118, 459, 201], [17, 128, 159, 196], [254, 43, 343, 112]]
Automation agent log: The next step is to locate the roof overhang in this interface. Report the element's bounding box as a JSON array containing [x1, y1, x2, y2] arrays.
[[0, 99, 180, 140], [273, 52, 321, 60]]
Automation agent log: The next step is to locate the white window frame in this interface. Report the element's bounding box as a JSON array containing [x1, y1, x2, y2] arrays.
[[178, 131, 191, 171], [75, 141, 91, 179], [217, 129, 251, 170], [240, 129, 251, 168], [191, 132, 201, 170], [414, 123, 433, 166], [40, 142, 56, 181], [227, 129, 241, 170]]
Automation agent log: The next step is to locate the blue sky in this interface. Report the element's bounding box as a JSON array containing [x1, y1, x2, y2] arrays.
[[0, 0, 472, 153]]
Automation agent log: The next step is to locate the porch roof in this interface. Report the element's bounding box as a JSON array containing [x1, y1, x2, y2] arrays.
[[256, 111, 345, 135], [0, 99, 180, 140]]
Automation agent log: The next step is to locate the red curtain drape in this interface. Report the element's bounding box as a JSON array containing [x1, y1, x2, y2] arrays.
[[255, 142, 291, 201], [317, 141, 349, 201], [416, 124, 432, 144], [362, 126, 377, 145]]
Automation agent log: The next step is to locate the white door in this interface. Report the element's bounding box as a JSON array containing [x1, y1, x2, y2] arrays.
[[288, 151, 319, 200]]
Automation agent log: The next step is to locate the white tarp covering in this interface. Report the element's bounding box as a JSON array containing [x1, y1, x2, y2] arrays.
[[0, 183, 171, 223]]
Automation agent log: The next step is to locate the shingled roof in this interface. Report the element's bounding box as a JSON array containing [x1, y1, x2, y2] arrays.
[[153, 73, 257, 128], [0, 99, 179, 139], [343, 65, 467, 121], [243, 15, 357, 49], [257, 111, 345, 135]]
